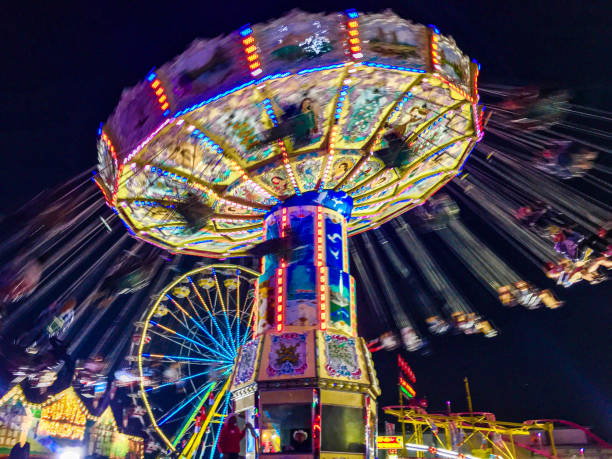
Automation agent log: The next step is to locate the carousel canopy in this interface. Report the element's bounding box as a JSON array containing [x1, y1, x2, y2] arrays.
[[96, 10, 482, 257]]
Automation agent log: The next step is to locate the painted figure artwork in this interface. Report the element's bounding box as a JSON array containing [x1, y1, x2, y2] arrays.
[[267, 333, 308, 377], [106, 82, 162, 156], [255, 11, 346, 75], [437, 35, 471, 88], [366, 26, 421, 59], [286, 207, 314, 264], [172, 46, 233, 98], [225, 180, 278, 207], [294, 156, 323, 191], [359, 13, 426, 69], [328, 269, 351, 329], [341, 74, 405, 145], [162, 139, 234, 185], [266, 69, 342, 151], [286, 264, 317, 326], [162, 34, 248, 106], [340, 158, 384, 192], [326, 156, 356, 188], [324, 334, 362, 379], [260, 166, 292, 197], [234, 337, 261, 385], [325, 213, 344, 270], [270, 32, 332, 62], [126, 203, 177, 227]]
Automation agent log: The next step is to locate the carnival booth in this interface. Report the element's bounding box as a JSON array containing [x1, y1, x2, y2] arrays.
[[0, 385, 143, 458]]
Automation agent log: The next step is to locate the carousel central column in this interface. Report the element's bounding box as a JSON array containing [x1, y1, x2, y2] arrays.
[[231, 191, 380, 459]]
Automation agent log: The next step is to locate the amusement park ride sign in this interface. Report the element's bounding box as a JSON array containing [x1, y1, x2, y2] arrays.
[[376, 435, 404, 449]]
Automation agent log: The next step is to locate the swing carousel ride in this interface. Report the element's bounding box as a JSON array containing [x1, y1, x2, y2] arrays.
[[0, 8, 610, 459]]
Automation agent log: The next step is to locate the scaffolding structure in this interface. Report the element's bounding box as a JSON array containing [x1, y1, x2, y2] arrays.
[[384, 407, 559, 459]]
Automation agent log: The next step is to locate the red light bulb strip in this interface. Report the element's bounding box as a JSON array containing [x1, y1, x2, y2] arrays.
[[147, 73, 171, 116], [276, 208, 288, 332], [345, 11, 362, 60], [240, 28, 263, 78], [319, 266, 328, 330]]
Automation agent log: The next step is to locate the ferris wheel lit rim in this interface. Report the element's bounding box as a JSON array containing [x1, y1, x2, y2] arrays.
[[137, 263, 261, 452]]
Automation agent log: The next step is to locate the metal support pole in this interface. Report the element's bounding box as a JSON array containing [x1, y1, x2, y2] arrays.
[[509, 433, 517, 459], [444, 423, 452, 450], [464, 377, 473, 413], [400, 386, 406, 457], [547, 423, 557, 458]]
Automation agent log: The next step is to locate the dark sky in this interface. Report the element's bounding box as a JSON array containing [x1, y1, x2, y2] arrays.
[[2, 0, 611, 441]]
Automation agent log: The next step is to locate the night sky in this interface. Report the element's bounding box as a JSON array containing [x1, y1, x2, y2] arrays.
[[2, 0, 611, 441]]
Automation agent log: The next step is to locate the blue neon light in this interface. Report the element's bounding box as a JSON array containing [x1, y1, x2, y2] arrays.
[[158, 382, 214, 426], [297, 63, 345, 75], [363, 62, 426, 73]]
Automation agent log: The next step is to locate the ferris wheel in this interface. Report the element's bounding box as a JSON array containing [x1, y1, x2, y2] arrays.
[[136, 264, 259, 456]]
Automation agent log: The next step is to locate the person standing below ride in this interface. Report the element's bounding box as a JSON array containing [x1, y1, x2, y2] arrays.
[[9, 440, 30, 459], [217, 414, 254, 459]]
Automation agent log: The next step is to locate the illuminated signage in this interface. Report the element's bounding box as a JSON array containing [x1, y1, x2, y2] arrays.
[[376, 436, 404, 449]]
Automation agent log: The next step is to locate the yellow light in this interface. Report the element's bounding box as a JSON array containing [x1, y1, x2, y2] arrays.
[[245, 45, 257, 54]]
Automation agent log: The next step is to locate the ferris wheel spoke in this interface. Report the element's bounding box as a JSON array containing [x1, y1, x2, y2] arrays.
[[188, 279, 233, 351], [171, 382, 218, 449], [175, 306, 235, 361], [166, 308, 196, 335], [239, 302, 256, 347], [143, 353, 233, 366], [158, 381, 214, 426], [185, 296, 204, 321], [230, 301, 253, 347], [147, 363, 233, 394], [165, 294, 235, 360], [148, 320, 231, 361], [212, 269, 238, 351], [174, 306, 232, 359], [147, 328, 209, 358], [209, 392, 233, 459]]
